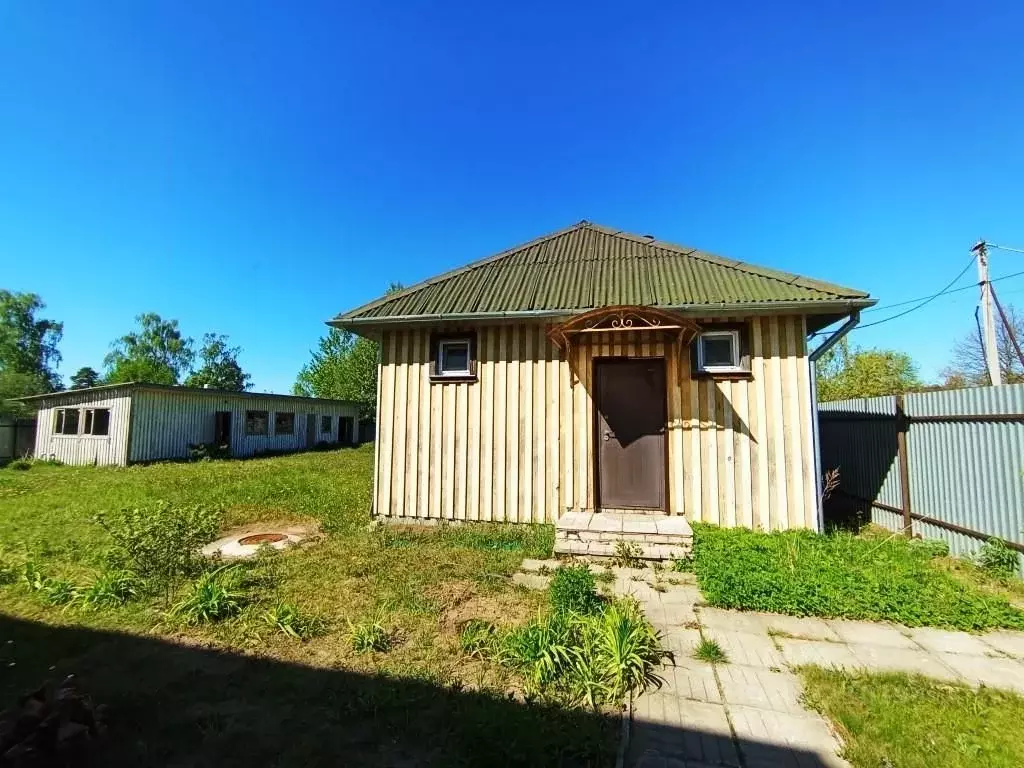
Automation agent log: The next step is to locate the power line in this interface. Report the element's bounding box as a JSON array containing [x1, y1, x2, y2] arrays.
[[851, 256, 976, 331], [862, 267, 1024, 313]]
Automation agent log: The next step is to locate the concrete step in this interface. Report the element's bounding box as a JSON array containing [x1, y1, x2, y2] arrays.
[[554, 511, 693, 562]]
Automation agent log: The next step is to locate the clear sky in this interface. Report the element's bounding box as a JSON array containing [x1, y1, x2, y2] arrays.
[[3, 2, 1023, 392]]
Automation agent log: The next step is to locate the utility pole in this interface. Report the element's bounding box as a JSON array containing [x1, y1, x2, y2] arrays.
[[972, 239, 1002, 385]]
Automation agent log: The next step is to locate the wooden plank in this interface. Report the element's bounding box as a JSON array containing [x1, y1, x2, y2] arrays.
[[534, 326, 546, 523], [371, 347, 384, 517], [735, 375, 753, 528], [506, 325, 520, 522], [767, 317, 788, 529], [561, 341, 573, 513], [479, 327, 495, 522], [896, 394, 914, 536], [417, 331, 431, 519], [796, 316, 818, 529], [718, 380, 733, 525], [442, 377, 456, 519], [404, 330, 420, 519], [391, 332, 408, 517], [703, 380, 718, 524], [467, 332, 482, 521], [492, 327, 507, 521], [429, 350, 443, 519], [575, 339, 588, 510], [521, 325, 533, 522], [378, 332, 396, 517], [750, 317, 769, 530], [454, 380, 469, 520], [781, 318, 805, 528], [545, 329, 559, 522]]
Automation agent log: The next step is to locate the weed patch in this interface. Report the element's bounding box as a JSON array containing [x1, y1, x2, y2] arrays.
[[549, 565, 602, 616], [171, 566, 245, 624], [694, 637, 728, 663], [692, 524, 1024, 630]]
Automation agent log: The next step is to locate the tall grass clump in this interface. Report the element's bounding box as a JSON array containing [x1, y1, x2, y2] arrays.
[[977, 538, 1019, 579], [549, 565, 602, 616], [692, 523, 1024, 631], [171, 565, 244, 624]]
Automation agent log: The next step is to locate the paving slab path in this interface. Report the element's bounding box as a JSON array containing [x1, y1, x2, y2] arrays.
[[596, 571, 1024, 768]]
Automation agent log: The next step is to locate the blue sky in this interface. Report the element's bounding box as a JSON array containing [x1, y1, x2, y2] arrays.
[[3, 2, 1023, 392]]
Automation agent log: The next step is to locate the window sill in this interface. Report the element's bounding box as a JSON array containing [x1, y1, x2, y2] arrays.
[[429, 374, 478, 384], [53, 434, 110, 439], [696, 370, 754, 381]]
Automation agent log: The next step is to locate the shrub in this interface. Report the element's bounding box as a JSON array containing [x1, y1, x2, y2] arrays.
[[977, 538, 1019, 578], [188, 442, 231, 461], [459, 619, 498, 659], [7, 458, 32, 471], [0, 560, 17, 586], [694, 637, 728, 663], [672, 554, 694, 573], [95, 502, 222, 600], [263, 602, 328, 640], [586, 598, 670, 702], [78, 570, 139, 609], [692, 524, 1024, 631], [348, 615, 391, 654], [41, 579, 79, 606], [497, 612, 579, 690], [909, 538, 950, 559], [549, 565, 601, 616], [612, 541, 645, 569], [172, 565, 244, 624], [22, 562, 46, 591]]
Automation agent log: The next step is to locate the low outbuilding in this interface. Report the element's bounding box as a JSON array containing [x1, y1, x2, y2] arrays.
[[13, 383, 361, 466]]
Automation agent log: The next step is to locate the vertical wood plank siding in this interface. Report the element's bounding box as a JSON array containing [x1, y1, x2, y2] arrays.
[[375, 317, 816, 528]]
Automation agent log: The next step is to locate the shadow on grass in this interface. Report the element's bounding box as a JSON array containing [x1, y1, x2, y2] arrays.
[[0, 613, 840, 767]]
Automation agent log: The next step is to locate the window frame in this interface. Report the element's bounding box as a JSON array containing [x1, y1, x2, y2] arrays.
[[83, 407, 111, 436], [274, 411, 295, 436], [430, 332, 477, 382], [320, 415, 331, 434], [697, 329, 742, 373], [54, 408, 81, 436], [245, 410, 269, 436]]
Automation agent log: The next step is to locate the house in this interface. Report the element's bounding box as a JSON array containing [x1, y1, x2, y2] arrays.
[[333, 221, 874, 555], [15, 383, 361, 466]]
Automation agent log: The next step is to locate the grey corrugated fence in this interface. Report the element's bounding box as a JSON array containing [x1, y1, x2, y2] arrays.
[[818, 384, 1024, 575], [0, 417, 36, 463]]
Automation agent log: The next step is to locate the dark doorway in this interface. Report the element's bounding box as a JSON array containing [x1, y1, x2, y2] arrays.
[[594, 358, 667, 510], [214, 411, 232, 448], [339, 416, 354, 445], [305, 414, 317, 449]]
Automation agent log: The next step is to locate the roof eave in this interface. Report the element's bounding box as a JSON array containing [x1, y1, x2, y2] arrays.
[[331, 298, 877, 331]]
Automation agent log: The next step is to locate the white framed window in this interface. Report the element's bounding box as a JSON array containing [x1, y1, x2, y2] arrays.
[[83, 408, 110, 436], [437, 338, 472, 377], [697, 330, 741, 373], [55, 408, 80, 435]]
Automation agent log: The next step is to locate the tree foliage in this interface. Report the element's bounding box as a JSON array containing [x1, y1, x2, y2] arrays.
[[184, 334, 252, 391], [293, 283, 403, 417], [69, 366, 100, 390], [104, 313, 195, 385], [942, 304, 1024, 386], [816, 338, 922, 402], [0, 290, 63, 415]]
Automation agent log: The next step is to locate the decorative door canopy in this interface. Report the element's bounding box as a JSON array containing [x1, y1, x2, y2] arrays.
[[547, 305, 700, 352]]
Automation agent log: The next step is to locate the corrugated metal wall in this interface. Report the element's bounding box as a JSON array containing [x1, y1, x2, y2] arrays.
[[375, 316, 816, 526], [32, 392, 133, 465], [129, 390, 360, 462], [819, 384, 1024, 572], [0, 417, 37, 461]]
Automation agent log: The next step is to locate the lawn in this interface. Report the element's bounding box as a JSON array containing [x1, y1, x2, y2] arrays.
[[691, 524, 1024, 631], [0, 448, 620, 767], [801, 667, 1024, 768]]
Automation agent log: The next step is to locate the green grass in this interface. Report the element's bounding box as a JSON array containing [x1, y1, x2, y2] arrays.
[[692, 524, 1024, 631], [693, 637, 728, 663], [801, 667, 1024, 768], [0, 448, 616, 766]]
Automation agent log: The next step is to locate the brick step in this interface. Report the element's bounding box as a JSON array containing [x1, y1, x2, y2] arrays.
[[554, 511, 693, 562]]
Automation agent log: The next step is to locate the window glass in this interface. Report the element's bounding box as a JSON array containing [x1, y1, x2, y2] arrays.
[[275, 412, 295, 435], [56, 408, 80, 435], [90, 409, 110, 436], [700, 333, 739, 369], [321, 415, 331, 433], [246, 410, 269, 436], [439, 340, 470, 374]]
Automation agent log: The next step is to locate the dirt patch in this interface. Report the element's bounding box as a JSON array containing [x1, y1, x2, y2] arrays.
[[440, 589, 538, 634]]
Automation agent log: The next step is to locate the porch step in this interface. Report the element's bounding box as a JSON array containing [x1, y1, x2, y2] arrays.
[[553, 511, 692, 562]]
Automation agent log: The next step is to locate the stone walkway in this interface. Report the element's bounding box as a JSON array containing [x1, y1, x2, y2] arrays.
[[610, 571, 1024, 768], [515, 560, 1024, 767]]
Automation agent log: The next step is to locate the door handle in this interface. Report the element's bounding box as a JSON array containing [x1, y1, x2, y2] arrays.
[[603, 431, 614, 441]]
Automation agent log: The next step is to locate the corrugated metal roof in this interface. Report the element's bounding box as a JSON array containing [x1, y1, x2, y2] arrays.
[[335, 221, 873, 323]]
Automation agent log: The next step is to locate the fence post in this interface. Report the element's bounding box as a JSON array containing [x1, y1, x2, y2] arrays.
[[895, 395, 914, 537]]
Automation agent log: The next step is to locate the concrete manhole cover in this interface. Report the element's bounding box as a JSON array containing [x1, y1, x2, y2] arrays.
[[202, 527, 310, 559]]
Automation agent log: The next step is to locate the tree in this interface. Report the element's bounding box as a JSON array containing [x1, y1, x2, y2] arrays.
[[104, 313, 194, 385], [184, 334, 251, 391], [294, 283, 403, 417], [816, 338, 922, 402], [69, 366, 101, 390], [0, 290, 63, 391], [942, 304, 1024, 386]]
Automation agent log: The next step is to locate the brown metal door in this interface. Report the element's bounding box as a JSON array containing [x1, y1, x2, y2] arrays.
[[595, 359, 667, 510]]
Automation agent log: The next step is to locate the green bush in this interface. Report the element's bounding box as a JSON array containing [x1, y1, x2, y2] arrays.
[[187, 442, 231, 461], [172, 565, 244, 624], [977, 538, 1019, 578], [692, 524, 1024, 631], [7, 458, 32, 471], [263, 602, 328, 640], [95, 502, 222, 599], [549, 565, 601, 616]]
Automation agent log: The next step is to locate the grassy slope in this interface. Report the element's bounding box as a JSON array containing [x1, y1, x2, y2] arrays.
[[0, 449, 615, 767], [801, 667, 1024, 768], [692, 524, 1024, 631]]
